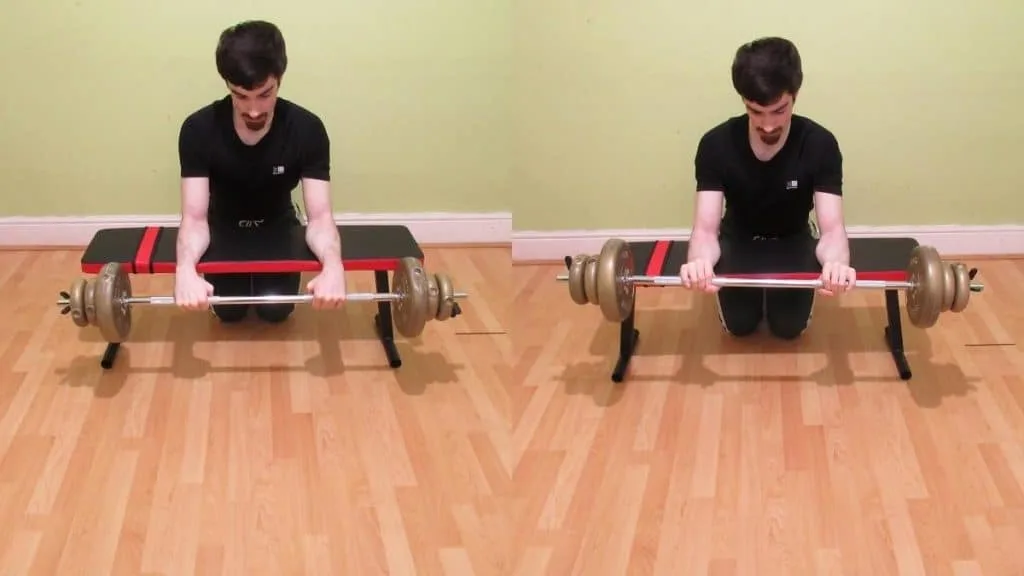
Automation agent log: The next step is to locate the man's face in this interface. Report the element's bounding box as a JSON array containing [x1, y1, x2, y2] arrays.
[[228, 76, 279, 132], [744, 92, 795, 146]]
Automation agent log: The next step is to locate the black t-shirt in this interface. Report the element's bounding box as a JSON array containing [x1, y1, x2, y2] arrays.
[[694, 114, 842, 238], [177, 96, 331, 228]]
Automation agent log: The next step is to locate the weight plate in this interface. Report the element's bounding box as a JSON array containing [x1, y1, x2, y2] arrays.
[[68, 278, 89, 327], [596, 238, 635, 323], [392, 257, 430, 338], [583, 255, 599, 306], [435, 273, 455, 321], [567, 255, 588, 305], [426, 273, 440, 321], [905, 245, 944, 329], [951, 263, 971, 313], [94, 262, 133, 342], [942, 264, 955, 311], [83, 277, 96, 325]]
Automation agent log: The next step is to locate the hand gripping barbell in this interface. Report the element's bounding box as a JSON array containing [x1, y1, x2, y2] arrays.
[[556, 238, 983, 329], [57, 257, 467, 343]]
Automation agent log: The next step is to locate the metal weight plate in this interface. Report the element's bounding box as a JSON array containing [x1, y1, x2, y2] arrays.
[[392, 256, 430, 338], [426, 273, 440, 321], [951, 263, 971, 313], [435, 273, 455, 321], [905, 245, 945, 329], [567, 255, 588, 305], [93, 262, 133, 342], [67, 278, 90, 327], [596, 238, 635, 323], [583, 255, 600, 306], [83, 277, 96, 326], [941, 264, 956, 311]]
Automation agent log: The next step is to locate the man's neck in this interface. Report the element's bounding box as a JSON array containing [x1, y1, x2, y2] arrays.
[[749, 125, 789, 162], [234, 117, 272, 146]]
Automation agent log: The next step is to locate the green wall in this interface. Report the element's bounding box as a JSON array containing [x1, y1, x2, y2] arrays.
[[513, 0, 1022, 231], [2, 1, 1020, 231], [0, 2, 512, 216]]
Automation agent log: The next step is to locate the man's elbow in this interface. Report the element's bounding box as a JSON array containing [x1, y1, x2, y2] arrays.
[[179, 211, 208, 232], [306, 210, 336, 229]]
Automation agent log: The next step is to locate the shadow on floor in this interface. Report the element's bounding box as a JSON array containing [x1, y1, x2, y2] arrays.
[[54, 307, 463, 398], [557, 299, 978, 409]]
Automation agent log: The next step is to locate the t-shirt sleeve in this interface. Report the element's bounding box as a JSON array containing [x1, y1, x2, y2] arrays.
[[178, 114, 209, 178], [301, 115, 331, 181], [813, 130, 843, 196], [694, 133, 725, 192]]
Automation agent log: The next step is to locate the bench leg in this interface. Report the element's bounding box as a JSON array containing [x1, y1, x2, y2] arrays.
[[100, 342, 121, 370], [613, 302, 640, 383], [373, 270, 403, 368], [884, 289, 912, 380]]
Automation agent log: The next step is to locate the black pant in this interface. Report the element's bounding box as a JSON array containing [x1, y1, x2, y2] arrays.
[[714, 221, 817, 340], [206, 271, 302, 323], [205, 210, 303, 323], [716, 286, 814, 339]]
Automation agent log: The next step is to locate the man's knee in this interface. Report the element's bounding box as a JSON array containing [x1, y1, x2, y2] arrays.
[[765, 289, 814, 340], [213, 304, 249, 323], [251, 272, 300, 323], [722, 313, 761, 337], [255, 303, 295, 323], [766, 316, 808, 340], [717, 288, 763, 337]]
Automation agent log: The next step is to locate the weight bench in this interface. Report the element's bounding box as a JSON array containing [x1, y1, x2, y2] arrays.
[[79, 223, 425, 370], [594, 236, 923, 383]]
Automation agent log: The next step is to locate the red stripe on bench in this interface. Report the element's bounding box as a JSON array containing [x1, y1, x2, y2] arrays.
[[645, 240, 671, 276], [133, 226, 160, 274], [154, 259, 404, 274]]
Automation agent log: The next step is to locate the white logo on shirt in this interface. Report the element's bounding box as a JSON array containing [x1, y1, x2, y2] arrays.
[[785, 179, 799, 190], [272, 165, 285, 175]]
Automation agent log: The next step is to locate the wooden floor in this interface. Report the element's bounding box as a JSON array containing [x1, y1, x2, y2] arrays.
[[1, 247, 1023, 574], [0, 246, 514, 576], [509, 256, 1024, 576]]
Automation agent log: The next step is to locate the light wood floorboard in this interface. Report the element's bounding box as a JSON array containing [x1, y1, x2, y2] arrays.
[[2, 248, 1024, 574], [510, 257, 1024, 576], [0, 246, 513, 576]]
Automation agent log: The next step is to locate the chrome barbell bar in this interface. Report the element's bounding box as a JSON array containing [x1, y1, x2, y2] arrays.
[[57, 291, 470, 307], [554, 274, 984, 292]]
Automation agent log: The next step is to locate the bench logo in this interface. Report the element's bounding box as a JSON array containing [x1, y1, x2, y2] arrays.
[[238, 219, 265, 228]]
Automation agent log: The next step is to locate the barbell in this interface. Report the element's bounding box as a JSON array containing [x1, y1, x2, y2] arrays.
[[556, 238, 983, 329], [57, 257, 467, 342]]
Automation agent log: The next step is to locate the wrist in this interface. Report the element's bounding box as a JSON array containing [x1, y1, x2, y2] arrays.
[[176, 262, 198, 275], [321, 259, 344, 274]]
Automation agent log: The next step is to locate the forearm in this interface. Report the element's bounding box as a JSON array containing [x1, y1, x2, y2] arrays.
[[815, 229, 850, 265], [176, 218, 209, 273], [687, 229, 721, 264], [305, 216, 343, 270]]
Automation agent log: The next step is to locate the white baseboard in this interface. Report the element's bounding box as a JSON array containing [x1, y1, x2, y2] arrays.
[[511, 224, 1024, 262], [0, 212, 512, 247]]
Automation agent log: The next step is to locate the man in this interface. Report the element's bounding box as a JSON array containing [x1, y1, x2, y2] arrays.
[[173, 20, 346, 322], [679, 36, 856, 339]]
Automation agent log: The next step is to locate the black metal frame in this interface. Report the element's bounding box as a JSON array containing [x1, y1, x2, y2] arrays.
[[564, 257, 922, 383]]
